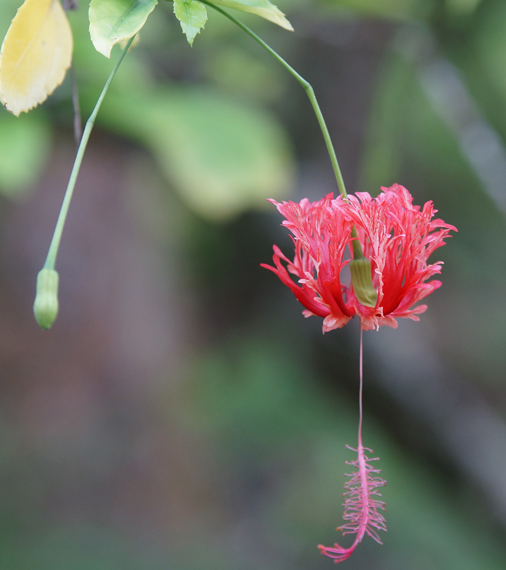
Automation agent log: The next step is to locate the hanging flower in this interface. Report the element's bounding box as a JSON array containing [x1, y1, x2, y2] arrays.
[[262, 184, 456, 332], [263, 183, 456, 564]]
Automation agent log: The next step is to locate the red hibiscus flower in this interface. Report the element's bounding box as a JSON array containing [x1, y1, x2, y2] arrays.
[[262, 184, 456, 331]]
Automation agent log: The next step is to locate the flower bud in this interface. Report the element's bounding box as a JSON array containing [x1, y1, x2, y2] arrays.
[[350, 258, 377, 308], [33, 268, 59, 329]]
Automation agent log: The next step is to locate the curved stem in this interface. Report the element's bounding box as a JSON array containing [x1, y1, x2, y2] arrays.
[[200, 0, 348, 199], [43, 36, 135, 270], [201, 2, 370, 261]]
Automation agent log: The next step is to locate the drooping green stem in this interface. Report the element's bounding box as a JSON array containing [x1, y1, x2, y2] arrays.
[[202, 4, 373, 263], [42, 36, 135, 271], [202, 4, 374, 280], [200, 0, 348, 199]]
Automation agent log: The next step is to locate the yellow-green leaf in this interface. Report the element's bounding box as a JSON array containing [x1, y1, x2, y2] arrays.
[[0, 0, 73, 116], [207, 0, 293, 31], [89, 0, 158, 58]]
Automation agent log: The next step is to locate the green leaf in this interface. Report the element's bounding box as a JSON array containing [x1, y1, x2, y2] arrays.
[[89, 0, 158, 58], [173, 0, 207, 46], [206, 0, 293, 31], [97, 87, 294, 221]]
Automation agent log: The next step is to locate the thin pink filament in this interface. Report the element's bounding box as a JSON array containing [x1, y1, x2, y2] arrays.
[[318, 325, 386, 563]]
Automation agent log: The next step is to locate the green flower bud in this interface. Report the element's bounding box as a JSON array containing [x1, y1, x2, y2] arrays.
[[33, 268, 59, 329], [350, 258, 377, 308]]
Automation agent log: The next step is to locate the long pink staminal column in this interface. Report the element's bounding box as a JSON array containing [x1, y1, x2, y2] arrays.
[[318, 329, 386, 563]]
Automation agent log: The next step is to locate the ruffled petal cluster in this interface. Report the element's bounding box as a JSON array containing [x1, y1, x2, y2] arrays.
[[262, 184, 456, 331]]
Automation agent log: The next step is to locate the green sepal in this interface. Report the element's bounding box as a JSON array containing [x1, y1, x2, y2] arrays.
[[33, 268, 59, 329], [350, 258, 377, 308]]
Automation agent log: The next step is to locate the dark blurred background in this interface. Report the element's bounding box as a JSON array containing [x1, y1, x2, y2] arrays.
[[0, 0, 505, 568]]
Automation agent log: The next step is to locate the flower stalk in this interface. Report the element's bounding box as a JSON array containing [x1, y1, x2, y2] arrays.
[[200, 1, 348, 199], [200, 0, 379, 270]]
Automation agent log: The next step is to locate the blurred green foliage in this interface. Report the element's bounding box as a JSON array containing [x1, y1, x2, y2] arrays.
[[99, 87, 293, 220], [0, 111, 50, 197]]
